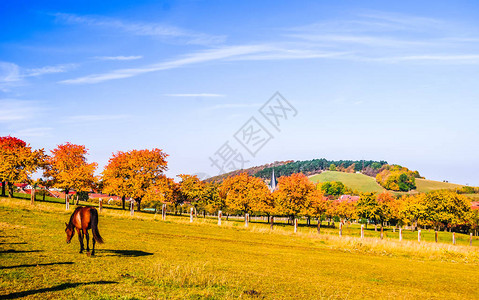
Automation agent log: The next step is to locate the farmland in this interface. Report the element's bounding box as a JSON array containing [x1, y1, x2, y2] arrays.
[[1, 197, 479, 299]]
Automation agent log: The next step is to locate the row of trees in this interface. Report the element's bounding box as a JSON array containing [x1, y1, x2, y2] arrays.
[[1, 136, 477, 234], [255, 159, 388, 179]]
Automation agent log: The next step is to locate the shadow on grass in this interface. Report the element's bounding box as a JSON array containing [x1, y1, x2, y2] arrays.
[[0, 249, 43, 254], [1, 262, 74, 270], [100, 249, 153, 257], [0, 280, 117, 299], [0, 242, 27, 245]]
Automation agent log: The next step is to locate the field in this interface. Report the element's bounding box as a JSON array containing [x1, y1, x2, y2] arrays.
[[309, 171, 385, 193], [309, 171, 470, 195], [1, 197, 479, 299]]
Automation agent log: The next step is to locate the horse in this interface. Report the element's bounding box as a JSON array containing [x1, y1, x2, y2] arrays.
[[65, 206, 104, 255]]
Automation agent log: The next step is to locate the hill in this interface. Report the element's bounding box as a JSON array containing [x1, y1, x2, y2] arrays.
[[309, 172, 470, 195], [309, 171, 385, 193]]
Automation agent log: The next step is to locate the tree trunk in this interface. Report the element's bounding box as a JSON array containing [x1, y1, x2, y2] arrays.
[[122, 196, 126, 210], [42, 191, 45, 201], [8, 182, 13, 198], [203, 210, 206, 218], [1, 181, 5, 197], [270, 216, 274, 230], [317, 219, 321, 234], [137, 198, 141, 211]]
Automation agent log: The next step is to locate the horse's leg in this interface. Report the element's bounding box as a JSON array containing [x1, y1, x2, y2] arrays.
[[91, 234, 96, 256], [84, 229, 90, 252], [77, 228, 84, 253]]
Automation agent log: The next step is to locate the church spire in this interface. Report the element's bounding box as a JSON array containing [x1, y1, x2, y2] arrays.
[[269, 169, 278, 192]]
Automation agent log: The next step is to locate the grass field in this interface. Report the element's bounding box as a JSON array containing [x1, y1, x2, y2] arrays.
[[1, 197, 479, 299], [309, 171, 473, 196], [309, 171, 385, 193]]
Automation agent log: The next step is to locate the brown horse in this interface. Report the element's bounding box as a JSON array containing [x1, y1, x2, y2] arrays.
[[65, 206, 104, 255]]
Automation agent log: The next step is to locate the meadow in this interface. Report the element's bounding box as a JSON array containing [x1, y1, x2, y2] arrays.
[[309, 171, 470, 195], [1, 197, 479, 299]]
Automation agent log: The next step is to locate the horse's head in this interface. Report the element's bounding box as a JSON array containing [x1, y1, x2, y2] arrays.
[[65, 222, 74, 244]]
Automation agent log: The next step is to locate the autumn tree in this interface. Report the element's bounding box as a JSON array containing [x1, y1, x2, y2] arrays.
[[399, 194, 427, 231], [45, 143, 97, 206], [202, 181, 224, 216], [178, 174, 204, 216], [303, 187, 328, 232], [0, 136, 45, 198], [219, 173, 271, 218], [423, 190, 471, 231], [143, 176, 178, 212], [102, 148, 168, 210], [274, 173, 315, 223], [356, 192, 380, 229]]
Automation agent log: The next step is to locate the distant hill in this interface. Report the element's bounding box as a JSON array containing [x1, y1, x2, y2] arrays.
[[205, 160, 293, 182], [309, 171, 385, 193], [310, 171, 470, 195]]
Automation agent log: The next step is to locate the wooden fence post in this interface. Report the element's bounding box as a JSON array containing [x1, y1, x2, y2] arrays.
[[452, 232, 456, 245], [361, 224, 364, 239], [162, 204, 166, 220], [294, 218, 298, 233], [418, 229, 421, 242], [99, 198, 103, 213], [470, 233, 473, 246], [399, 228, 402, 241], [245, 213, 249, 227], [190, 207, 194, 223], [435, 231, 438, 243], [339, 222, 342, 237], [270, 216, 274, 230], [380, 226, 383, 240], [218, 210, 222, 226], [130, 199, 134, 216]]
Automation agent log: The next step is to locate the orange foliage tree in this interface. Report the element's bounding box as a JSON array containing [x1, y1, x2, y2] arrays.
[[102, 148, 168, 210], [219, 173, 272, 217], [143, 176, 179, 212], [45, 143, 97, 205], [274, 173, 316, 223], [0, 136, 45, 198]]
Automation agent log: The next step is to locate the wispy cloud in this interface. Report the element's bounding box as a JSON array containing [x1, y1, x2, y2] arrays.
[[64, 114, 130, 122], [12, 127, 52, 137], [0, 99, 37, 122], [54, 13, 226, 46], [95, 55, 143, 61], [25, 64, 77, 77], [204, 103, 262, 111], [59, 45, 272, 84], [0, 62, 21, 91], [59, 44, 348, 84], [164, 93, 225, 97]]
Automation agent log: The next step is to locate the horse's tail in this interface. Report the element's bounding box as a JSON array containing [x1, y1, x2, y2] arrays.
[[90, 208, 104, 244]]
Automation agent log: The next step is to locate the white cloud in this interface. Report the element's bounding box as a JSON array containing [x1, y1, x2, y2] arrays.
[[12, 127, 52, 137], [25, 64, 77, 77], [54, 13, 226, 45], [64, 114, 130, 122], [164, 93, 225, 97], [0, 99, 37, 122], [95, 55, 143, 61], [59, 45, 272, 84]]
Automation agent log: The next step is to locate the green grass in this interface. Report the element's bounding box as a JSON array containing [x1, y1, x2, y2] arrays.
[[309, 171, 475, 196], [1, 197, 479, 299], [309, 171, 385, 193], [415, 178, 466, 193]]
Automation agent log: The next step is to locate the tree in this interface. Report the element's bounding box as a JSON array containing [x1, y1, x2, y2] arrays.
[[102, 148, 168, 210], [329, 164, 336, 171], [376, 165, 418, 191], [423, 190, 471, 231], [0, 136, 45, 198], [219, 173, 271, 217], [45, 143, 97, 206], [303, 187, 328, 232], [356, 192, 379, 229], [274, 173, 315, 222], [143, 176, 178, 212], [399, 194, 427, 231], [202, 181, 224, 216], [178, 174, 204, 215]]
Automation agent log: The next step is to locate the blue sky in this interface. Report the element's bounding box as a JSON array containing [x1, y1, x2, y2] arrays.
[[1, 0, 479, 185]]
